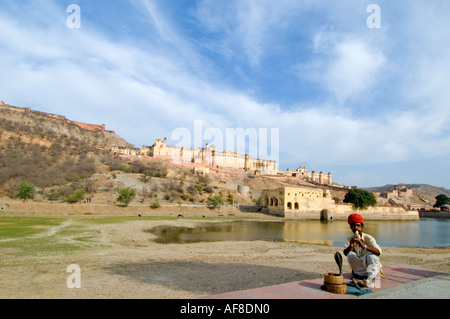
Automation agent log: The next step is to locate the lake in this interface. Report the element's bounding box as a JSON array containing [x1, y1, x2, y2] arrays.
[[148, 218, 450, 248]]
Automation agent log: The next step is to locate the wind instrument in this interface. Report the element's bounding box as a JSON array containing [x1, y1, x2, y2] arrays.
[[354, 230, 361, 256]]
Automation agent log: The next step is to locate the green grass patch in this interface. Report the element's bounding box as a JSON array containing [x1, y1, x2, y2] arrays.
[[0, 217, 64, 240], [0, 236, 84, 260], [0, 214, 244, 261], [0, 218, 102, 260]]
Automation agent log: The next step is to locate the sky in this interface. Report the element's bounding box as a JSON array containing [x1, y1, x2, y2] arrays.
[[1, 0, 450, 189]]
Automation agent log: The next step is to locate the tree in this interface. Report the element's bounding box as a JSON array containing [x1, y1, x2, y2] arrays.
[[208, 195, 224, 209], [227, 193, 234, 205], [150, 201, 160, 209], [138, 187, 152, 203], [117, 187, 136, 206], [67, 188, 86, 204], [433, 194, 450, 208], [16, 182, 35, 202], [343, 189, 377, 210], [186, 184, 198, 196], [139, 170, 153, 183]]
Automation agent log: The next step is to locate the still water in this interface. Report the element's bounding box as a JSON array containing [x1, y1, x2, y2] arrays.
[[149, 218, 450, 248]]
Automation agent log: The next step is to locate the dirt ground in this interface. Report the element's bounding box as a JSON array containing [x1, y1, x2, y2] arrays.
[[0, 206, 449, 299]]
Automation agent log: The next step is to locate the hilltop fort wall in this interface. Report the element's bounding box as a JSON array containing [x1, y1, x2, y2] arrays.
[[139, 137, 278, 174], [0, 101, 114, 134], [112, 137, 337, 186], [373, 185, 414, 200], [277, 167, 333, 185]]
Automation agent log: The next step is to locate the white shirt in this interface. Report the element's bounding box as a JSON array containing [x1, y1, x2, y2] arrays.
[[345, 232, 382, 258]]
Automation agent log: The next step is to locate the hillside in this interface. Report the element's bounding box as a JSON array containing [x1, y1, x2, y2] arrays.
[[364, 184, 450, 197], [0, 102, 133, 149], [363, 184, 450, 209], [0, 102, 134, 196], [0, 102, 344, 207], [0, 102, 290, 206], [1, 101, 446, 209]]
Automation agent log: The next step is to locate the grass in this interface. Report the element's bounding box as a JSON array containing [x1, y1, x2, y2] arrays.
[[0, 215, 251, 240], [0, 217, 64, 240], [0, 214, 243, 261], [0, 218, 88, 260]]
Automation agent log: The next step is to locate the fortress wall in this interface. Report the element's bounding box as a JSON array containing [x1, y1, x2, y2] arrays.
[[146, 138, 278, 173], [214, 153, 246, 167], [329, 204, 419, 221], [0, 103, 24, 112], [280, 169, 332, 185], [42, 113, 66, 121], [68, 121, 105, 132], [284, 205, 419, 220], [1, 103, 112, 133]]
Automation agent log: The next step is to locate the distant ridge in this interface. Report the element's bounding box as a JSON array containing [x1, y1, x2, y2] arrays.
[[364, 184, 450, 197]]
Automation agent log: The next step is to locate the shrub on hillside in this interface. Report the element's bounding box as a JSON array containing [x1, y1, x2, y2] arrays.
[[208, 195, 224, 209], [0, 140, 96, 189], [16, 181, 35, 202], [150, 201, 160, 209], [117, 187, 136, 206], [204, 186, 214, 194], [67, 188, 86, 203]]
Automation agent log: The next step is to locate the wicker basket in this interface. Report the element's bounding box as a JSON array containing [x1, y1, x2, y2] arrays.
[[325, 283, 348, 294], [324, 273, 344, 285], [323, 273, 347, 294]]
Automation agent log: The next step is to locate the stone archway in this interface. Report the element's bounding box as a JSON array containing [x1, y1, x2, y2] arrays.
[[320, 209, 333, 221]]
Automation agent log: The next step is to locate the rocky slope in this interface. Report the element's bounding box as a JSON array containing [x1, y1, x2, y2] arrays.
[[1, 101, 447, 208]]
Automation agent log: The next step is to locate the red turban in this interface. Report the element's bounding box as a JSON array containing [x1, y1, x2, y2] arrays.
[[348, 213, 363, 225]]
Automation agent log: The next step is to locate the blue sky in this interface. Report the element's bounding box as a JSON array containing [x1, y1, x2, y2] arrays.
[[1, 0, 450, 189]]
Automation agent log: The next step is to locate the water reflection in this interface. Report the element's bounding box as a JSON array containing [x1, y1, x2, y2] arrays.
[[147, 218, 450, 248]]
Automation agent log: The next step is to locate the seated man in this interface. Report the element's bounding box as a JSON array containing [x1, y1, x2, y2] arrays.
[[343, 213, 382, 288]]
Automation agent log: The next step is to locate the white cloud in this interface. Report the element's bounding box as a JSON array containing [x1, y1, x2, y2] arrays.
[[304, 31, 387, 104], [324, 39, 386, 103], [1, 0, 450, 188]]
